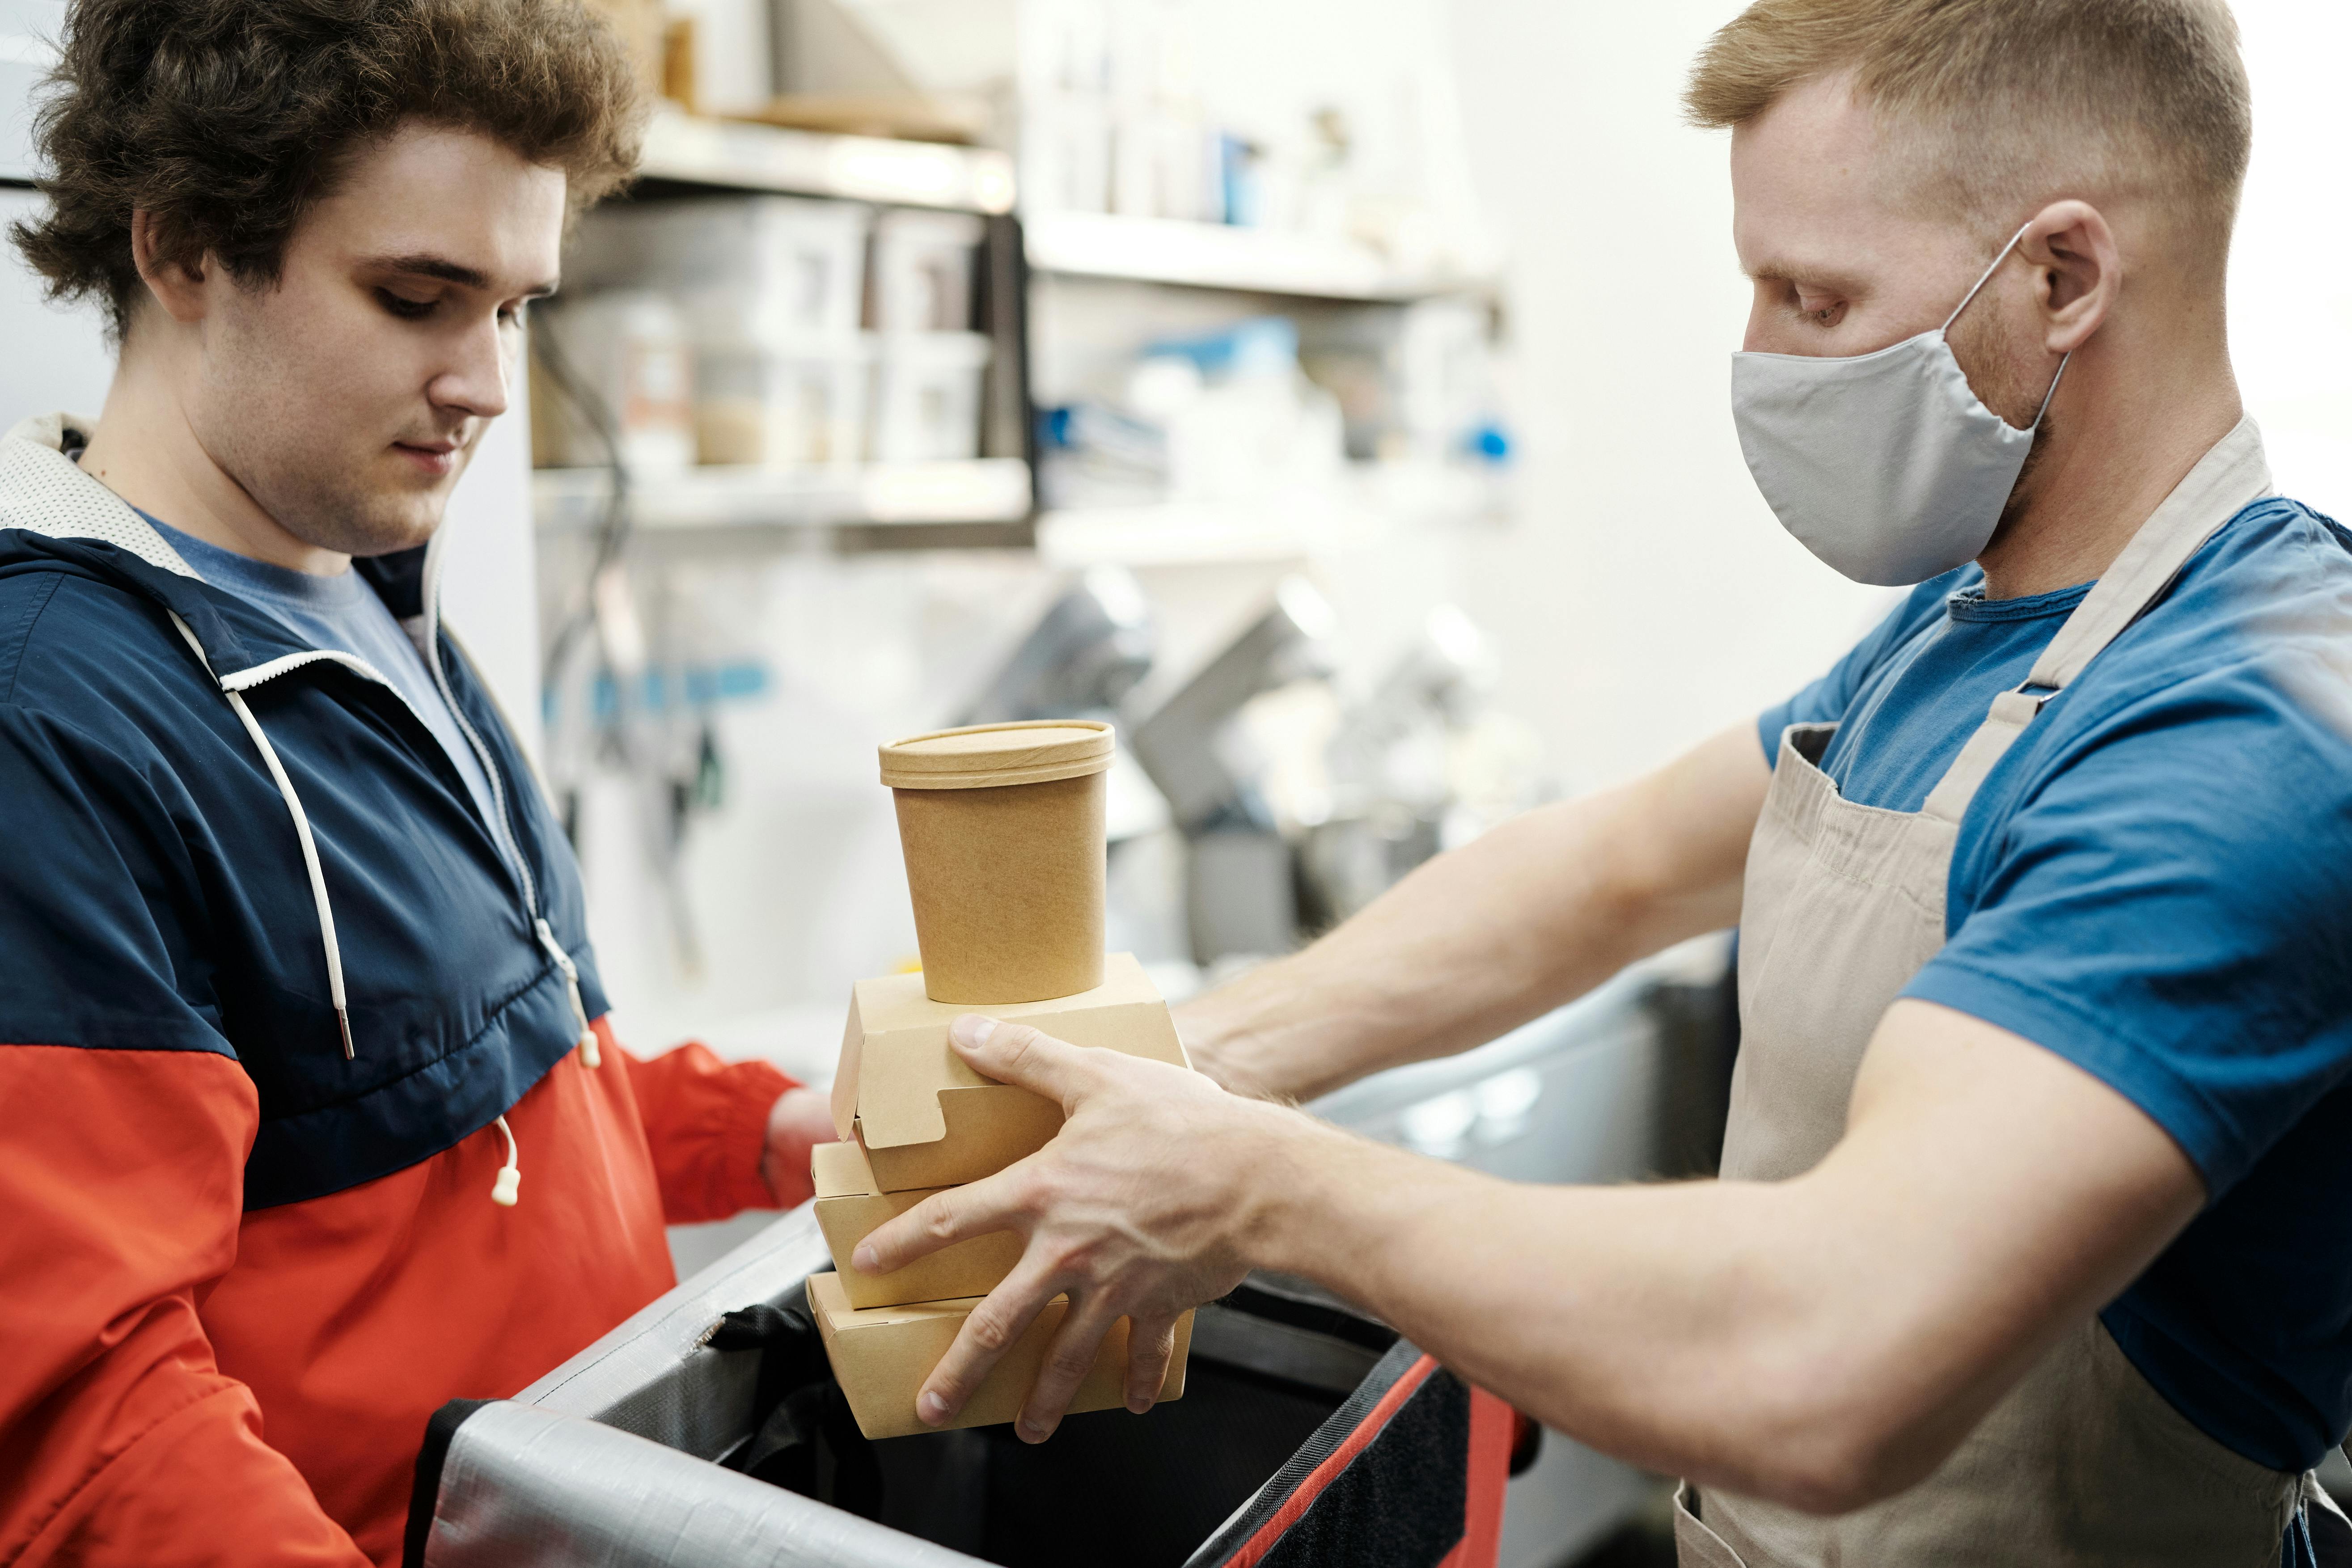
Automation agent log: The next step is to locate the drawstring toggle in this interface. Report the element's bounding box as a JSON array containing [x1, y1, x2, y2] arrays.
[[535, 918, 600, 1068], [491, 1114, 521, 1207]]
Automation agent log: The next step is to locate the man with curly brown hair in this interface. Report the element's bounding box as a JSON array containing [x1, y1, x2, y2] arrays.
[[0, 4, 835, 1564]]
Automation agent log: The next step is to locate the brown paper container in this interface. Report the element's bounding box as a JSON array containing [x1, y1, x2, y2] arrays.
[[827, 954, 1189, 1175], [880, 722, 1114, 1006], [810, 1270, 1192, 1440], [811, 1138, 1025, 1309]]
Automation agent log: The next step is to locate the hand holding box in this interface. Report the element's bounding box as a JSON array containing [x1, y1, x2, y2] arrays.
[[811, 720, 1195, 1438]]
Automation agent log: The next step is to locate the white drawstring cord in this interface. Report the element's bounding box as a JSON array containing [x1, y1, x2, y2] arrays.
[[491, 1114, 521, 1206], [170, 614, 353, 1059], [535, 918, 600, 1068], [173, 612, 566, 1209]]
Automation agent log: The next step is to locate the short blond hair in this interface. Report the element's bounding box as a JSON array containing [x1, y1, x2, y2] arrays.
[[1686, 0, 2250, 269]]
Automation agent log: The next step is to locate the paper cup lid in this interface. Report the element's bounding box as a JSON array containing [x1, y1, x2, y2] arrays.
[[879, 720, 1115, 790]]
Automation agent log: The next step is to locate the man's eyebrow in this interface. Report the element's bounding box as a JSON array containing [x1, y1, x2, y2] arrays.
[[1745, 257, 1871, 296], [364, 252, 558, 297]]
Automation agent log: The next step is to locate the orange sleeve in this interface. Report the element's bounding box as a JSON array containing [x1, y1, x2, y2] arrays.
[[613, 1023, 801, 1224], [0, 1045, 368, 1568]]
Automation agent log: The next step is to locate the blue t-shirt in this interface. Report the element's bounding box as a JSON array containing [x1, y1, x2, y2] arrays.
[[1757, 496, 2352, 1472], [141, 514, 501, 833]]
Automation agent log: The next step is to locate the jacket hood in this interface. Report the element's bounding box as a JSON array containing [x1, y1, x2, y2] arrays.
[[0, 412, 439, 676]]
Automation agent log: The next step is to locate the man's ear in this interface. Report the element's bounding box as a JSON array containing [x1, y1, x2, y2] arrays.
[[2019, 200, 2119, 355], [128, 210, 212, 325]]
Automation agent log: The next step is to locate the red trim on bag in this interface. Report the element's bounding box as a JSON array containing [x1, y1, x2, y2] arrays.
[[1224, 1353, 1442, 1568], [1437, 1387, 1514, 1568]]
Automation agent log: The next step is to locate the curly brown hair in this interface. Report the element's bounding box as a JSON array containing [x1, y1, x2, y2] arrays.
[[13, 0, 646, 338]]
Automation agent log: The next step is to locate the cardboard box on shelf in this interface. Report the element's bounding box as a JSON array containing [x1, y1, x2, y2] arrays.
[[812, 1137, 1024, 1310], [829, 951, 1187, 1193], [809, 1271, 1192, 1440], [583, 0, 667, 104]]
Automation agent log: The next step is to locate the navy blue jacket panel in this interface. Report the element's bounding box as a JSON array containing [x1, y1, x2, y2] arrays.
[[0, 528, 609, 1209]]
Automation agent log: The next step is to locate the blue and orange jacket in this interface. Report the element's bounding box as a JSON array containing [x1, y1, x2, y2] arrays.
[[0, 416, 805, 1566]]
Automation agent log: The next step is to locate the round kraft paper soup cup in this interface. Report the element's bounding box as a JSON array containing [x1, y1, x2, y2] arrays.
[[880, 722, 1113, 1005]]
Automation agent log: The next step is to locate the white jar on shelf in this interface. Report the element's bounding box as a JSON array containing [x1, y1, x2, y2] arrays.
[[869, 332, 994, 463], [1018, 97, 1112, 216]]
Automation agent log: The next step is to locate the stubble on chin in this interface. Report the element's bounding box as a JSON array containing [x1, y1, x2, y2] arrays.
[[248, 446, 464, 559]]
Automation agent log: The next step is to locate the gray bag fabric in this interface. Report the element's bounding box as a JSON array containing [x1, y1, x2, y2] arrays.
[[414, 1400, 974, 1568], [405, 1206, 1514, 1568], [406, 1210, 942, 1568]]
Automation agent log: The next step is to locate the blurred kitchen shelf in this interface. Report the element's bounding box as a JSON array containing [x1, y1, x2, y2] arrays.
[[1036, 502, 1338, 567], [535, 458, 1033, 537], [1036, 464, 1502, 567], [1024, 211, 1493, 302], [636, 107, 1016, 214]]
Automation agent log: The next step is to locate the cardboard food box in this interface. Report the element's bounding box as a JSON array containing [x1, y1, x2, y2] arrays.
[[829, 952, 1188, 1193], [811, 1138, 1024, 1310], [881, 722, 1113, 1006], [809, 1271, 1193, 1441]]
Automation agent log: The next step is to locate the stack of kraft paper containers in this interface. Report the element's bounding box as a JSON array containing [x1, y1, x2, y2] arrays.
[[808, 719, 1196, 1438]]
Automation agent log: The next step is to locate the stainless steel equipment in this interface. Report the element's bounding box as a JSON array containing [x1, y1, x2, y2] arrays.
[[1298, 604, 1498, 930], [955, 567, 1156, 727], [1129, 576, 1337, 833], [1128, 577, 1338, 963]]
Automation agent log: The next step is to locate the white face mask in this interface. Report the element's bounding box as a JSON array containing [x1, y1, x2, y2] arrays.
[[1731, 224, 2068, 586]]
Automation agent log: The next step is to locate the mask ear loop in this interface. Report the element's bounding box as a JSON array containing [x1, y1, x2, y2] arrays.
[[1945, 220, 2072, 431], [1942, 221, 2036, 334], [2027, 351, 2070, 430]]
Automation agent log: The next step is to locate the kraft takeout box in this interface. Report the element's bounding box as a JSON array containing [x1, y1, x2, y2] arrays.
[[829, 952, 1188, 1193], [809, 1270, 1192, 1440], [882, 721, 1113, 1006], [811, 1137, 1025, 1310]]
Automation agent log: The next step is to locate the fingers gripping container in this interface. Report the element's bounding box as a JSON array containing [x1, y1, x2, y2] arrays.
[[801, 721, 1201, 1437], [405, 1213, 1519, 1568]]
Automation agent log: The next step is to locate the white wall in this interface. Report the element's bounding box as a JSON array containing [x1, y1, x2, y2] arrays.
[[1439, 0, 2352, 794], [1440, 0, 1885, 793], [2229, 1, 2352, 519], [0, 187, 114, 423]]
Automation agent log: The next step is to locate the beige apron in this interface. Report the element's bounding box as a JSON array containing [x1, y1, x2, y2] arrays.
[[1675, 418, 2310, 1567]]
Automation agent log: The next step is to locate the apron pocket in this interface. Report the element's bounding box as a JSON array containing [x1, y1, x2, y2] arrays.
[[1673, 1482, 1751, 1568]]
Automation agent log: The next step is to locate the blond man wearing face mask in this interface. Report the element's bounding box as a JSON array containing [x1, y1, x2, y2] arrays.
[[855, 4, 2352, 1564]]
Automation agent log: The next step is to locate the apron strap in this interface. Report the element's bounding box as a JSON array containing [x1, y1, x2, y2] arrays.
[[1921, 416, 2275, 827]]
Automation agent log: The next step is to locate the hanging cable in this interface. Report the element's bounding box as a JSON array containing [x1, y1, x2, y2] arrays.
[[531, 313, 635, 699]]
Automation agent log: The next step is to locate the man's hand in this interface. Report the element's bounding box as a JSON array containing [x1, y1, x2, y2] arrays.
[[761, 1086, 835, 1208], [855, 1015, 1318, 1441]]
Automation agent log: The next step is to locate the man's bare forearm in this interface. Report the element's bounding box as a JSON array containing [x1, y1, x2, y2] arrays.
[[1241, 1116, 1846, 1499], [1178, 724, 1768, 1102], [1229, 1002, 2205, 1511]]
